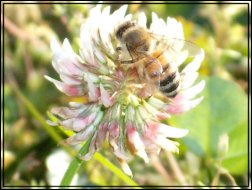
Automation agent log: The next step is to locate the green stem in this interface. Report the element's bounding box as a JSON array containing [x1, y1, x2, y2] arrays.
[[60, 137, 92, 187]]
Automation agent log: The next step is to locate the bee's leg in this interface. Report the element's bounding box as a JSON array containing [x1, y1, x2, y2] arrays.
[[119, 52, 142, 64], [120, 59, 141, 64], [121, 44, 148, 64]]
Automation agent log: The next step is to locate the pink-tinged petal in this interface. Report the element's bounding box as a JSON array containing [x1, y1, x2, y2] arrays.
[[45, 76, 84, 96], [100, 84, 113, 107], [95, 123, 108, 149], [59, 74, 82, 85], [142, 133, 161, 154], [182, 48, 204, 74], [156, 112, 170, 120], [144, 127, 180, 153], [60, 118, 81, 131], [52, 55, 85, 77], [51, 38, 87, 77], [109, 122, 120, 140], [113, 140, 129, 161], [87, 75, 99, 101], [108, 123, 129, 160], [61, 60, 83, 76], [127, 124, 149, 163], [155, 136, 180, 153], [56, 56, 84, 76], [174, 80, 205, 103], [148, 122, 188, 138], [166, 96, 204, 114], [73, 112, 97, 131], [51, 107, 84, 119], [118, 159, 132, 177], [60, 112, 97, 132], [65, 125, 94, 145]]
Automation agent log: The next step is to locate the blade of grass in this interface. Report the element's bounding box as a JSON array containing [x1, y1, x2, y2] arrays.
[[11, 82, 140, 187], [60, 137, 92, 187]]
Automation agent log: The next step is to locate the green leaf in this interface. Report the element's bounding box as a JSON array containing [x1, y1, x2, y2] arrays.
[[170, 76, 248, 174], [222, 122, 248, 175]]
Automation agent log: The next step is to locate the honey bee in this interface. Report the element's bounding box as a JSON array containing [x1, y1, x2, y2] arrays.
[[116, 21, 200, 98]]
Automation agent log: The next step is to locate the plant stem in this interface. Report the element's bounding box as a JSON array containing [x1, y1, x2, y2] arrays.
[[166, 152, 188, 185], [60, 138, 92, 187]]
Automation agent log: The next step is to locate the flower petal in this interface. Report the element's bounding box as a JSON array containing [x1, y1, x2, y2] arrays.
[[50, 106, 85, 119], [180, 72, 199, 89], [149, 122, 189, 138], [138, 12, 147, 27], [87, 74, 99, 101], [118, 158, 133, 177], [167, 96, 204, 114], [95, 123, 108, 149], [182, 48, 205, 74], [45, 76, 84, 96], [60, 112, 96, 132], [174, 80, 205, 103], [100, 83, 113, 107], [127, 124, 149, 163], [166, 17, 184, 40], [65, 124, 94, 144], [156, 136, 180, 153]]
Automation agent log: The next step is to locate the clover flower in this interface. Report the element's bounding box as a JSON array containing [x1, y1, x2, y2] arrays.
[[45, 4, 205, 176]]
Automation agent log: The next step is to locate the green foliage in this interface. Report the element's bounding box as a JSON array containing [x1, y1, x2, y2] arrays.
[[222, 122, 248, 175], [170, 77, 248, 176]]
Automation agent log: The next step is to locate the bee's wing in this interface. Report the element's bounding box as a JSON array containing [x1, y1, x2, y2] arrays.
[[150, 33, 201, 63]]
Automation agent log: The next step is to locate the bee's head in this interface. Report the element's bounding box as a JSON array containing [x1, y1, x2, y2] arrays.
[[116, 21, 136, 40]]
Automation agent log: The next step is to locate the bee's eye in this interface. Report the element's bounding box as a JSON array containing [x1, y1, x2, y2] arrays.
[[116, 29, 123, 39], [116, 47, 122, 51]]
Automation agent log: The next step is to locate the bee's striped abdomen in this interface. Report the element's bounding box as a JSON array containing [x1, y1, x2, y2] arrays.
[[160, 69, 180, 98]]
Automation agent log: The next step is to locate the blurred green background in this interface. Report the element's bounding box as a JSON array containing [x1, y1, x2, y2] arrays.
[[2, 2, 250, 187]]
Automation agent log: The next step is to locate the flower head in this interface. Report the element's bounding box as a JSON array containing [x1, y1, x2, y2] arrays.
[[46, 4, 205, 176]]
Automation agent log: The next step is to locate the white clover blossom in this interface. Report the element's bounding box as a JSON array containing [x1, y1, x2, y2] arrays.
[[45, 5, 205, 176]]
